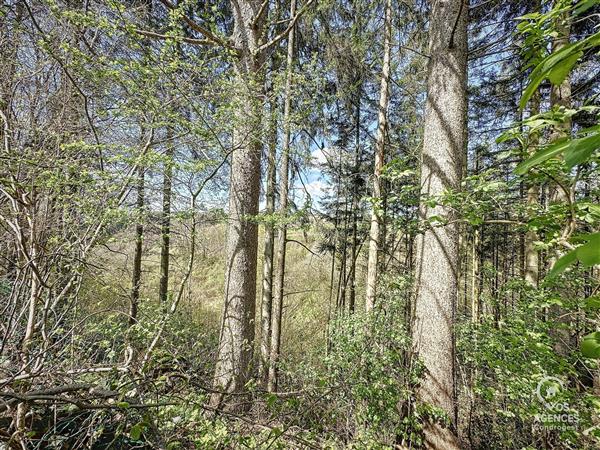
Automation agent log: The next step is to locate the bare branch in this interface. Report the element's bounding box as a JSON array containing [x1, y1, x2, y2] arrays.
[[157, 0, 233, 49], [287, 238, 319, 256], [256, 0, 317, 54], [135, 28, 214, 46], [252, 0, 270, 28]]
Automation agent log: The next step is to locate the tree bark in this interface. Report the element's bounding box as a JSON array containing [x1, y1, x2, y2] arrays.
[[259, 81, 277, 385], [548, 9, 572, 356], [348, 115, 359, 313], [549, 9, 571, 204], [337, 197, 349, 310], [549, 9, 572, 141], [524, 90, 541, 287], [158, 137, 174, 305], [130, 164, 144, 326], [211, 0, 267, 408], [365, 0, 392, 311], [268, 0, 296, 393], [411, 0, 467, 448], [471, 227, 479, 322]]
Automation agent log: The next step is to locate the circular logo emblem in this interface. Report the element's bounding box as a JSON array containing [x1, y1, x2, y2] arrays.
[[536, 376, 564, 409]]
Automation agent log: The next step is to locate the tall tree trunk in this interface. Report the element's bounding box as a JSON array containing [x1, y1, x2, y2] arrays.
[[211, 0, 267, 408], [549, 9, 572, 144], [17, 211, 42, 441], [337, 197, 349, 310], [524, 89, 541, 287], [130, 164, 144, 326], [411, 0, 467, 448], [548, 9, 572, 355], [348, 98, 360, 314], [159, 138, 174, 304], [365, 0, 392, 311], [326, 158, 342, 352], [548, 5, 571, 206], [268, 0, 296, 393], [259, 83, 277, 385], [523, 0, 542, 288], [548, 8, 571, 211], [471, 227, 480, 322]]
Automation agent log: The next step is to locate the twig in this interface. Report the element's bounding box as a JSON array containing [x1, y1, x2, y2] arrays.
[[286, 239, 319, 256]]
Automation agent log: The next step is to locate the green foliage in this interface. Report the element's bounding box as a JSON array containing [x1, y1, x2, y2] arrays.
[[548, 233, 600, 278], [458, 285, 599, 449], [321, 277, 425, 447], [520, 29, 599, 109], [581, 332, 600, 358], [511, 0, 600, 287], [518, 0, 600, 110], [515, 124, 600, 174]]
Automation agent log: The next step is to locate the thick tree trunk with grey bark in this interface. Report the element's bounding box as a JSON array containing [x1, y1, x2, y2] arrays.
[[211, 0, 266, 409], [268, 0, 296, 393], [411, 0, 467, 448], [365, 0, 392, 311]]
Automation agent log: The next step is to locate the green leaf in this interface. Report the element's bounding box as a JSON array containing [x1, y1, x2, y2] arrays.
[[577, 233, 600, 267], [130, 423, 144, 441], [564, 132, 600, 168], [516, 131, 600, 174], [266, 393, 277, 409], [581, 332, 600, 359], [574, 0, 598, 16], [517, 12, 540, 20], [548, 51, 582, 86], [520, 32, 600, 109], [515, 139, 568, 174], [548, 232, 600, 277], [584, 296, 600, 310], [547, 248, 578, 277]]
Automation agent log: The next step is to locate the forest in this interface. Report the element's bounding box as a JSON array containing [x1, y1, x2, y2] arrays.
[[1, 0, 599, 448]]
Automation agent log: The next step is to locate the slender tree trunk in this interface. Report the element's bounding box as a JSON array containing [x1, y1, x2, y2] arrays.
[[411, 0, 467, 448], [142, 189, 199, 371], [158, 138, 175, 305], [130, 164, 144, 326], [549, 9, 572, 144], [522, 0, 542, 289], [337, 197, 349, 310], [211, 0, 267, 408], [380, 175, 388, 259], [259, 83, 277, 385], [348, 209, 358, 313], [348, 97, 361, 314], [471, 227, 479, 322], [548, 10, 572, 356], [347, 4, 366, 315], [548, 8, 571, 206], [267, 0, 296, 393], [524, 91, 541, 287], [159, 138, 174, 304], [365, 0, 392, 311], [326, 241, 336, 352], [326, 161, 341, 353], [16, 213, 42, 442]]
